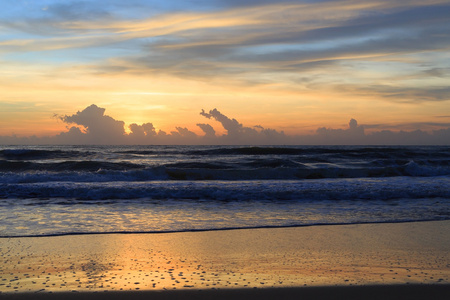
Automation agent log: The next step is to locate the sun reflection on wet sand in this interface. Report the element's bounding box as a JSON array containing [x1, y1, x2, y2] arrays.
[[1, 222, 449, 293]]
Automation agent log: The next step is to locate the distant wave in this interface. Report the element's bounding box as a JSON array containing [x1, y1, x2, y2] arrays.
[[0, 148, 89, 160], [3, 145, 450, 158], [1, 177, 448, 200], [187, 146, 450, 157], [0, 160, 143, 172], [0, 159, 449, 182]]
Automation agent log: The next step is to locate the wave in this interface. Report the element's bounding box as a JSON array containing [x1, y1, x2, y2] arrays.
[[0, 160, 144, 172], [1, 177, 449, 200], [0, 148, 89, 160], [3, 145, 450, 157], [1, 160, 449, 183], [2, 219, 446, 238], [187, 146, 450, 157], [1, 145, 449, 184]]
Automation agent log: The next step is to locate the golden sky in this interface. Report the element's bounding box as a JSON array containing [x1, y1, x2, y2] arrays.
[[1, 0, 449, 143]]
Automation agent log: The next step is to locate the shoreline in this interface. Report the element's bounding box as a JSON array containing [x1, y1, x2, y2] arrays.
[[1, 218, 447, 239], [1, 220, 449, 296]]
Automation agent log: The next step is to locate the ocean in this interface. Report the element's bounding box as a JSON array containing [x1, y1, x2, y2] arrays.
[[0, 145, 449, 237]]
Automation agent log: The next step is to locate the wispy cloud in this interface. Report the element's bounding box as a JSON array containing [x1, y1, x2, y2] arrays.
[[56, 0, 448, 103], [335, 85, 450, 103]]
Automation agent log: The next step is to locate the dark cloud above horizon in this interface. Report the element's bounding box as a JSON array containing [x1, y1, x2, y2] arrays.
[[0, 104, 449, 145], [60, 104, 125, 143]]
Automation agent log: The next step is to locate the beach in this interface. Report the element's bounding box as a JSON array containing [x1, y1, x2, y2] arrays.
[[1, 220, 449, 299]]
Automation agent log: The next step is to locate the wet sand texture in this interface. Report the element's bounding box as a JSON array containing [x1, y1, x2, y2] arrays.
[[0, 221, 449, 295]]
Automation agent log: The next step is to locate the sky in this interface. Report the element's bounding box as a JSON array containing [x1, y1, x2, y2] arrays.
[[0, 0, 449, 144]]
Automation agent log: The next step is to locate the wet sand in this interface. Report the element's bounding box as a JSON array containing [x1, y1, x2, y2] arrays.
[[1, 221, 449, 298]]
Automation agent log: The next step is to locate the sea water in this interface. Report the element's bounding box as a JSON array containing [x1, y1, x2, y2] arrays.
[[0, 145, 449, 237]]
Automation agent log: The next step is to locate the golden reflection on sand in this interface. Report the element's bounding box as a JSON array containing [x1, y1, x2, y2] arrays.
[[0, 221, 449, 293]]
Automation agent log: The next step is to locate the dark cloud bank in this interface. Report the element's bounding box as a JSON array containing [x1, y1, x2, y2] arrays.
[[1, 104, 449, 145]]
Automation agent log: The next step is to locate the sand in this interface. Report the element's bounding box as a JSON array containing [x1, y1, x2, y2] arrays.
[[0, 221, 449, 299]]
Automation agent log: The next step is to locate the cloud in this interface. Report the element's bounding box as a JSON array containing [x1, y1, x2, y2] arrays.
[[199, 108, 289, 144], [6, 1, 449, 60], [128, 122, 157, 144], [312, 118, 365, 145], [1, 104, 449, 145], [50, 105, 284, 144], [299, 119, 450, 145], [196, 123, 216, 138], [423, 68, 449, 78], [49, 0, 446, 104], [2, 0, 449, 105], [172, 127, 197, 139], [200, 108, 247, 137], [336, 85, 450, 103], [368, 128, 450, 145], [59, 104, 126, 143], [129, 122, 156, 136]]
